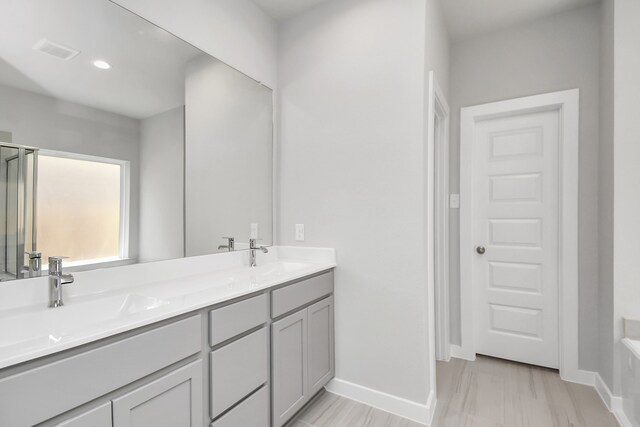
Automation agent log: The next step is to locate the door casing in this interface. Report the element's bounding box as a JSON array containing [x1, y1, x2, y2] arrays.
[[459, 89, 584, 383], [428, 71, 451, 364]]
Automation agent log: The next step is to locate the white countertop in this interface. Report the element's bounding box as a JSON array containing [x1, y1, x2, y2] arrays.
[[0, 246, 336, 370], [623, 337, 640, 361]]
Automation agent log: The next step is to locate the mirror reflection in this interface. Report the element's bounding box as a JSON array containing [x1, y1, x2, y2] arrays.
[[0, 0, 273, 281]]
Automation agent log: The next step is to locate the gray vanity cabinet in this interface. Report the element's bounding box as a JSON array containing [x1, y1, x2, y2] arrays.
[[271, 293, 335, 427], [0, 270, 334, 427], [112, 360, 203, 427]]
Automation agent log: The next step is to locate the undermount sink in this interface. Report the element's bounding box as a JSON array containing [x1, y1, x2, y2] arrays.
[[0, 251, 336, 369], [0, 261, 315, 353], [0, 293, 168, 351]]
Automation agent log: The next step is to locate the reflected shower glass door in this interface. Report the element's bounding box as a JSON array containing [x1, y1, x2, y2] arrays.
[[1, 144, 37, 281]]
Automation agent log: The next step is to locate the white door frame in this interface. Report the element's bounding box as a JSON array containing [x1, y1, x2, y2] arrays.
[[459, 89, 584, 383], [427, 71, 451, 363]]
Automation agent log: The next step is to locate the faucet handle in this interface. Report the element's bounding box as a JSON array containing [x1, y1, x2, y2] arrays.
[[25, 251, 42, 259], [48, 256, 68, 273], [219, 237, 235, 252]]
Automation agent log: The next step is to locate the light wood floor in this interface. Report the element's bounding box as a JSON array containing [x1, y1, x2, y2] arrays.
[[287, 355, 618, 427]]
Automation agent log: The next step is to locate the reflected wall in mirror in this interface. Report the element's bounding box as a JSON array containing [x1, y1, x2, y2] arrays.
[[0, 0, 273, 281], [184, 57, 273, 256]]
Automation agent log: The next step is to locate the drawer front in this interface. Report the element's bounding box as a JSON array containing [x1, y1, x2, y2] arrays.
[[271, 271, 333, 318], [211, 386, 269, 427], [0, 316, 202, 427], [209, 294, 268, 346], [55, 402, 112, 427], [210, 327, 268, 418]]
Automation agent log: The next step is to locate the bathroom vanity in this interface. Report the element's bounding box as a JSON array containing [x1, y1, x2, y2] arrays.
[[0, 1, 324, 425], [0, 248, 336, 427]]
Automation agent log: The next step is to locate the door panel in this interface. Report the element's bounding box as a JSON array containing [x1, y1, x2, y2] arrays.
[[112, 360, 203, 427], [308, 296, 334, 396], [473, 109, 559, 368], [271, 309, 307, 427]]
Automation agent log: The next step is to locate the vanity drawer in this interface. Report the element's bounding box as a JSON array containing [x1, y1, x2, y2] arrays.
[[0, 316, 201, 427], [55, 402, 112, 427], [271, 271, 333, 318], [210, 327, 268, 419], [211, 386, 269, 427], [209, 294, 268, 346]]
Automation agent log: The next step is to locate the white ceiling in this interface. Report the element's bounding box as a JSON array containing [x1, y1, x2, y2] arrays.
[[252, 0, 331, 20], [0, 0, 204, 119], [253, 0, 600, 38], [440, 0, 600, 41]]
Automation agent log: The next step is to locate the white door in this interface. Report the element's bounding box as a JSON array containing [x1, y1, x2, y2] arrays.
[[471, 108, 559, 369]]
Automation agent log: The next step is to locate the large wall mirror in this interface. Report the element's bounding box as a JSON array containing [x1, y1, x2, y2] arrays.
[[0, 0, 274, 281]]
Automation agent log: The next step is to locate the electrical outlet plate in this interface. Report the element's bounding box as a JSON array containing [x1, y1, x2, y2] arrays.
[[295, 224, 305, 241], [450, 194, 460, 209]]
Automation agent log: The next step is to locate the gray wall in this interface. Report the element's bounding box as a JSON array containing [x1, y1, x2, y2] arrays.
[[139, 107, 184, 262], [277, 0, 449, 405], [448, 4, 601, 371], [0, 130, 11, 142], [613, 0, 640, 396], [0, 83, 140, 260], [598, 0, 615, 392]]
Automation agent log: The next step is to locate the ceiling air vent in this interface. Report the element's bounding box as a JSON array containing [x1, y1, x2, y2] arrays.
[[32, 38, 80, 60]]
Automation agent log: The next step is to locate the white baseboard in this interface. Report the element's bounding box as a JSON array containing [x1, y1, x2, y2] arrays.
[[325, 378, 436, 426], [595, 373, 613, 409], [449, 344, 475, 361], [326, 370, 634, 427], [561, 368, 596, 386], [594, 373, 633, 427], [613, 400, 634, 427]]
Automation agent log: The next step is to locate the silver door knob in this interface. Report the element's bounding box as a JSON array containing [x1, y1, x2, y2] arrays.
[[476, 246, 486, 255]]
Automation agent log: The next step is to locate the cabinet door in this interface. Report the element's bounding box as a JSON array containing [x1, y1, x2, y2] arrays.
[[271, 309, 307, 427], [307, 296, 335, 396], [113, 360, 203, 427], [55, 403, 111, 427]]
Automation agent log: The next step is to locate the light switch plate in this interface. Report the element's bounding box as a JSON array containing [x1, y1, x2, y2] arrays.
[[295, 224, 305, 241], [449, 194, 460, 209], [250, 223, 258, 239]]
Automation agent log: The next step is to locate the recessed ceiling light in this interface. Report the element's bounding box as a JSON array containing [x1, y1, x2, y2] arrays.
[[92, 60, 111, 70]]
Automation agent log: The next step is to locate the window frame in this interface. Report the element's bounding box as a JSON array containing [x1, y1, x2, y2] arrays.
[[38, 149, 131, 267]]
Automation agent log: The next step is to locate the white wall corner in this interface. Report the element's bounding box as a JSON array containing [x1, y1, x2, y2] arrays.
[[325, 379, 436, 426]]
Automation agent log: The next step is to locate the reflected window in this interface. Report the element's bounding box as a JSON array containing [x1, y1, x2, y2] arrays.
[[37, 152, 129, 265]]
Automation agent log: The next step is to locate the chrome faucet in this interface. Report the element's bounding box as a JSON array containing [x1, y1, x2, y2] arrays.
[[249, 238, 268, 267], [23, 251, 42, 278], [218, 237, 235, 252], [48, 257, 74, 308]]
